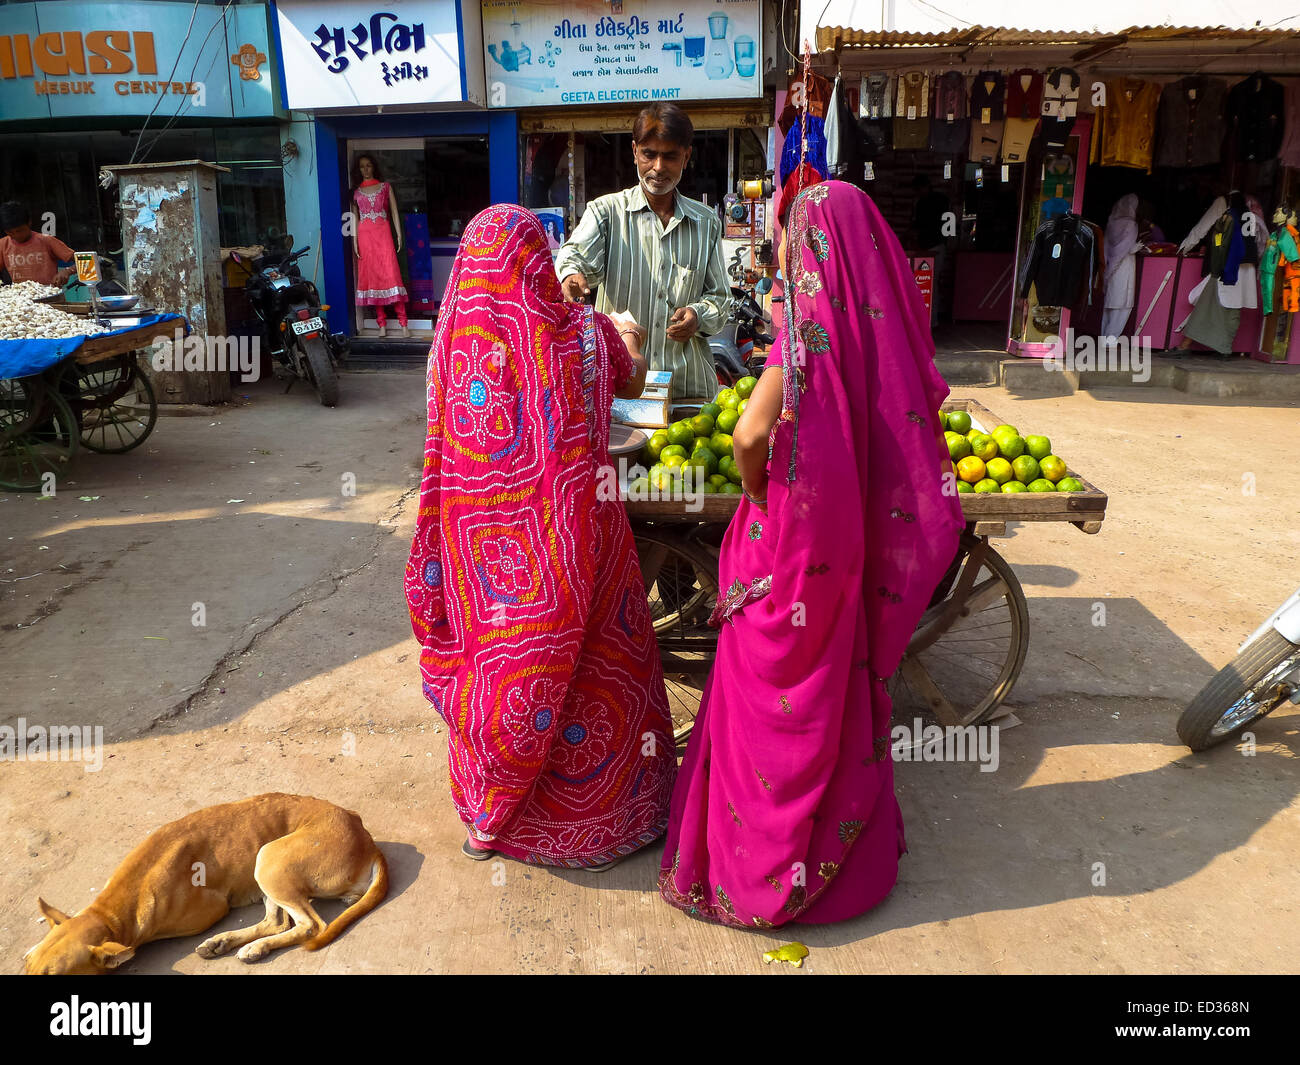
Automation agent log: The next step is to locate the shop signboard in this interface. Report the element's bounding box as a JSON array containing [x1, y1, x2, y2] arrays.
[[0, 1, 277, 121], [482, 0, 763, 109], [273, 0, 486, 109]]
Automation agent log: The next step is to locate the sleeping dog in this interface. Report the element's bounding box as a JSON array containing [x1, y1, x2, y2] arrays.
[[25, 793, 388, 974]]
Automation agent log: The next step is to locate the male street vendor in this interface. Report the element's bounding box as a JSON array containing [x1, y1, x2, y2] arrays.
[[0, 201, 74, 287], [556, 103, 729, 401]]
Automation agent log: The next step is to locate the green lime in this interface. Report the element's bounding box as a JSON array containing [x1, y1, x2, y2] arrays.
[[945, 431, 972, 461], [708, 473, 729, 488], [709, 432, 734, 459], [686, 448, 718, 476], [716, 408, 740, 434], [1024, 434, 1052, 461], [1027, 478, 1056, 493], [714, 388, 740, 410], [946, 410, 972, 435], [973, 478, 1000, 494], [699, 402, 722, 421], [690, 413, 715, 436], [1057, 476, 1084, 492], [666, 421, 695, 447], [1000, 481, 1028, 493], [660, 444, 687, 462], [955, 481, 974, 494], [735, 375, 759, 399], [720, 482, 743, 494], [1011, 455, 1040, 484], [985, 457, 1014, 485]]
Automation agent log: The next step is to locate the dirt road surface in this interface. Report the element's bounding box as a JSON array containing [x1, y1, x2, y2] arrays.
[[3, 373, 1297, 974]]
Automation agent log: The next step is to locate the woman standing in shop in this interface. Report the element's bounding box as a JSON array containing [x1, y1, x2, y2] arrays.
[[350, 154, 409, 337]]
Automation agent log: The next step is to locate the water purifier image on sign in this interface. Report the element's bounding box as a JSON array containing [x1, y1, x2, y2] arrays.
[[482, 0, 763, 109]]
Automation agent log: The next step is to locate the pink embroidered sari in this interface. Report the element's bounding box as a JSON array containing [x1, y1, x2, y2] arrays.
[[659, 181, 963, 927], [405, 206, 675, 866]]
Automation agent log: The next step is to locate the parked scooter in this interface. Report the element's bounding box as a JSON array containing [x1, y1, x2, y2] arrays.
[[1177, 589, 1300, 750], [709, 285, 775, 386], [232, 240, 347, 407]]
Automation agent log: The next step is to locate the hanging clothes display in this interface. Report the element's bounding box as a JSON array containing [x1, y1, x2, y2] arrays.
[[1279, 81, 1300, 169], [1040, 68, 1081, 150], [1179, 194, 1267, 310], [857, 73, 893, 156], [968, 70, 1005, 163], [778, 72, 833, 133], [1153, 76, 1228, 168], [929, 70, 970, 155], [1019, 213, 1098, 310], [1002, 69, 1044, 163], [1102, 194, 1140, 337], [1180, 195, 1256, 353], [893, 71, 931, 150], [1091, 78, 1161, 172], [1228, 73, 1285, 162], [779, 111, 828, 186]]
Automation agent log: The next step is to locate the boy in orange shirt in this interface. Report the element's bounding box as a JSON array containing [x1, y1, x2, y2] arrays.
[[0, 201, 74, 286]]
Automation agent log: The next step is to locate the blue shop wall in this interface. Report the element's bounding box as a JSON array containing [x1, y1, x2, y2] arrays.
[[309, 110, 519, 335]]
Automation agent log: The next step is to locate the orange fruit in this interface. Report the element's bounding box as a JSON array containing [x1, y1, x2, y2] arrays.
[[1038, 455, 1067, 483], [1011, 455, 1040, 483], [956, 456, 986, 483], [1024, 434, 1052, 461]]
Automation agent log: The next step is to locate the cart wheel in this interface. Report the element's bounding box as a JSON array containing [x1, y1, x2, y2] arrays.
[[891, 533, 1030, 726], [73, 357, 158, 453], [0, 376, 79, 493], [634, 528, 720, 746]]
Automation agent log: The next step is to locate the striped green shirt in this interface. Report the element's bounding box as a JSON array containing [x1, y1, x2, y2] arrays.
[[555, 184, 730, 400]]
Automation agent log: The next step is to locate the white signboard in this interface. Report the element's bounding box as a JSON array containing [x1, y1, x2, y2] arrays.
[[275, 0, 481, 108], [482, 0, 762, 109]]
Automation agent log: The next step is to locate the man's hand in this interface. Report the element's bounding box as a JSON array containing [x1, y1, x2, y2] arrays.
[[666, 306, 699, 342], [561, 273, 591, 303]]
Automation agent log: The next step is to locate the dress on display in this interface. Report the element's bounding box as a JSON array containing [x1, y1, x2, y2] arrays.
[[353, 180, 409, 317], [1102, 194, 1140, 337]]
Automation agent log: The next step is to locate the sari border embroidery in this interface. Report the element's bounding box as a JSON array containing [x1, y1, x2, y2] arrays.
[[709, 573, 773, 627]]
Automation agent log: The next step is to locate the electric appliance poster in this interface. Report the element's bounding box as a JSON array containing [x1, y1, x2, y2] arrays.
[[482, 0, 762, 108]]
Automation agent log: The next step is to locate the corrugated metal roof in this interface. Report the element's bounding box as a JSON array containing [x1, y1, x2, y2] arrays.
[[817, 24, 1300, 51]]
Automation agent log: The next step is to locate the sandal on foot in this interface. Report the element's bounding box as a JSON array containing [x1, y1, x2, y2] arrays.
[[462, 838, 496, 861], [585, 857, 625, 873]]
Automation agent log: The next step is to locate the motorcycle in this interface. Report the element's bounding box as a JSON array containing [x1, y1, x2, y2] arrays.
[[232, 239, 347, 407], [1177, 589, 1300, 750], [709, 285, 775, 387]]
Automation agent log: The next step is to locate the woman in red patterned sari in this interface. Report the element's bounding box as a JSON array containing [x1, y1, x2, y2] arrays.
[[405, 205, 675, 869]]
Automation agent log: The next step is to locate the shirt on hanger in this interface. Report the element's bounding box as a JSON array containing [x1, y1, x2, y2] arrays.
[[1090, 78, 1161, 172], [893, 70, 931, 150], [929, 71, 969, 154], [1154, 76, 1228, 168], [1228, 73, 1285, 162], [1040, 67, 1081, 149], [968, 70, 1006, 163], [1006, 69, 1044, 121], [859, 73, 892, 119], [1002, 118, 1038, 164]]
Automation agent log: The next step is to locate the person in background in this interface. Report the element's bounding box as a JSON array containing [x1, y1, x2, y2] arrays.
[[555, 103, 729, 401], [0, 201, 74, 287], [1102, 194, 1142, 339]]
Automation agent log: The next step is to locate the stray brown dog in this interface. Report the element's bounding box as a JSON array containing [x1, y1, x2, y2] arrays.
[[24, 793, 388, 974]]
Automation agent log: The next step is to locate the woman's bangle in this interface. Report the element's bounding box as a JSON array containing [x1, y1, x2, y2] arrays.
[[619, 327, 644, 343], [742, 484, 767, 506]]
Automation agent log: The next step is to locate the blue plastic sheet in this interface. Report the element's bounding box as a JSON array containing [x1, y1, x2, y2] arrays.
[[0, 313, 184, 380]]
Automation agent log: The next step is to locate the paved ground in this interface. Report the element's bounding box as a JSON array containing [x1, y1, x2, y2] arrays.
[[3, 371, 1298, 974]]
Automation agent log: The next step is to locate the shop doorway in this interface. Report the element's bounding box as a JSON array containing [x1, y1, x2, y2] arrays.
[[345, 136, 490, 339]]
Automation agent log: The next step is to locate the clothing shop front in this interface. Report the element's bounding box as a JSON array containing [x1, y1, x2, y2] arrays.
[[797, 9, 1300, 363], [485, 0, 778, 258], [272, 0, 514, 353]]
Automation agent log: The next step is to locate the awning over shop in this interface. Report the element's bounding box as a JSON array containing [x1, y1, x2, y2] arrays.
[[804, 1, 1300, 53]]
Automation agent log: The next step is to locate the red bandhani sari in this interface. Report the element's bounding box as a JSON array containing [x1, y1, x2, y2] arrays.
[[405, 205, 674, 866]]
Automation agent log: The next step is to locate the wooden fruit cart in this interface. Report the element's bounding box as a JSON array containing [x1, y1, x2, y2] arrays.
[[623, 396, 1107, 740], [0, 315, 180, 492]]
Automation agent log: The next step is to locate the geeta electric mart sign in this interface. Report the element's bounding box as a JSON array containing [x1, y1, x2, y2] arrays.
[[482, 0, 762, 109]]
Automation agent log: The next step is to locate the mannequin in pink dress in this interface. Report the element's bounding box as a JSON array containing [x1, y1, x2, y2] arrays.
[[350, 155, 409, 337]]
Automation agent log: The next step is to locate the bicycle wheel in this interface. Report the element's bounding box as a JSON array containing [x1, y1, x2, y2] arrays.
[[634, 528, 720, 744], [891, 533, 1030, 726], [73, 357, 158, 453], [0, 376, 79, 493]]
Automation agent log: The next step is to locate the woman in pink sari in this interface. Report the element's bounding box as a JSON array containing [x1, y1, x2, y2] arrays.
[[405, 205, 675, 868], [659, 180, 963, 926]]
